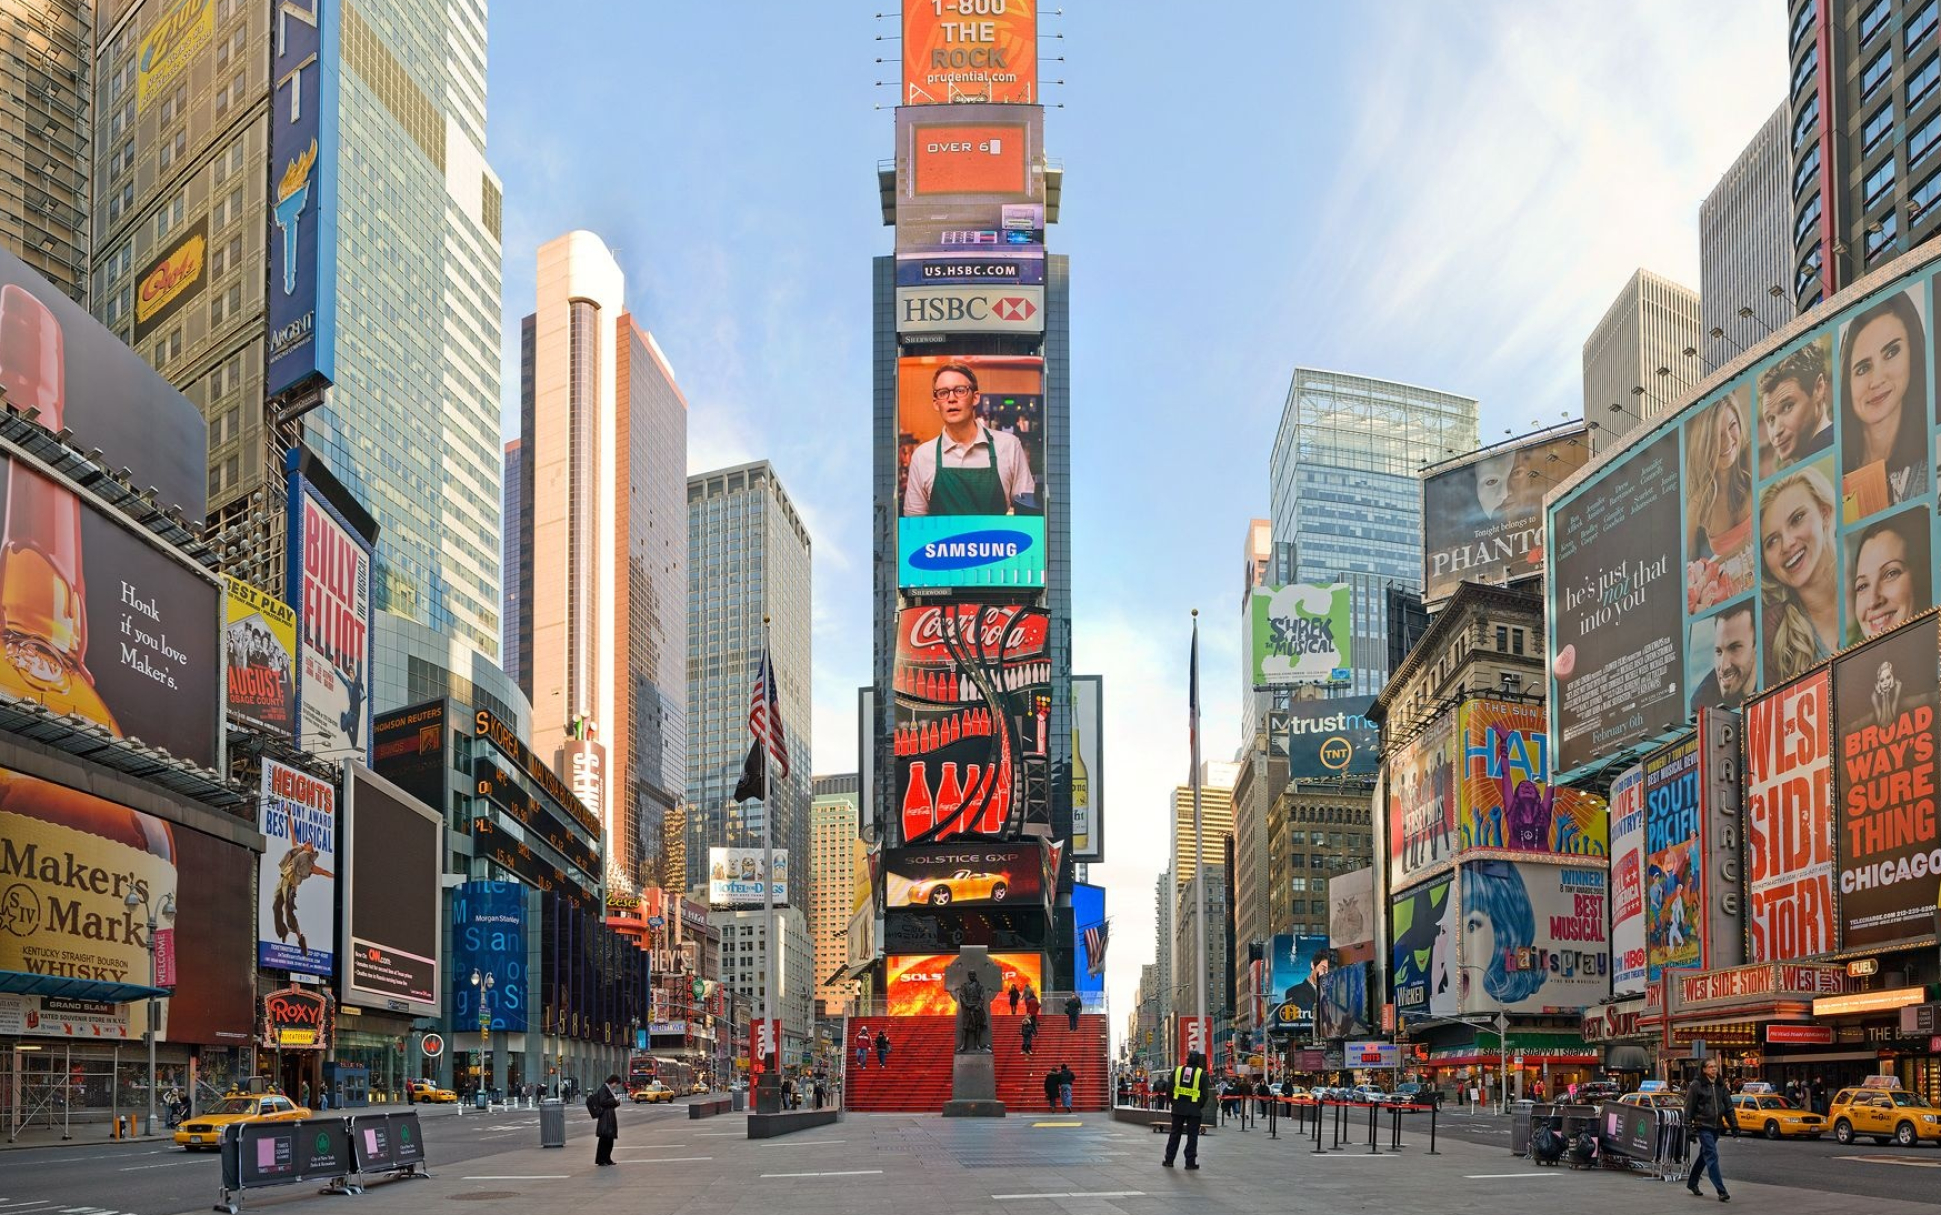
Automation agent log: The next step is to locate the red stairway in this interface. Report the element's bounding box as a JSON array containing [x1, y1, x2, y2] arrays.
[[843, 1013, 1111, 1113]]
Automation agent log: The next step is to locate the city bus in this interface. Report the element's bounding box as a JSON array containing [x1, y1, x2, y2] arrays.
[[625, 1053, 695, 1095]]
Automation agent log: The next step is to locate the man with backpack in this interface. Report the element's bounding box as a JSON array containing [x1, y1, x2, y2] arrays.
[[587, 1074, 621, 1166]]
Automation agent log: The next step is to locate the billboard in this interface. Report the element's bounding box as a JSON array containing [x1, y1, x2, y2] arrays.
[[896, 106, 1044, 199], [895, 355, 1045, 588], [1422, 428, 1592, 604], [1458, 861, 1610, 1016], [137, 0, 214, 111], [266, 0, 338, 396], [1266, 933, 1331, 1033], [885, 840, 1048, 909], [902, 0, 1037, 105], [1832, 613, 1940, 949], [1285, 696, 1379, 780], [1456, 699, 1607, 857], [1390, 874, 1456, 1022], [1070, 675, 1103, 862], [256, 759, 336, 977], [1609, 764, 1647, 996], [291, 478, 372, 763], [1316, 962, 1372, 1040], [895, 200, 1045, 259], [893, 604, 1051, 843], [884, 951, 1041, 1016], [1745, 670, 1836, 960], [707, 847, 789, 906], [132, 218, 207, 344], [1644, 736, 1702, 979], [371, 699, 447, 815], [0, 250, 208, 518], [896, 286, 1044, 336], [0, 454, 220, 767], [1072, 881, 1105, 997], [341, 765, 442, 1016], [896, 256, 1046, 287], [226, 575, 296, 736], [1388, 707, 1456, 890], [1548, 263, 1941, 784], [0, 765, 253, 1045], [1327, 866, 1377, 964], [1249, 584, 1351, 686], [450, 880, 528, 1034]]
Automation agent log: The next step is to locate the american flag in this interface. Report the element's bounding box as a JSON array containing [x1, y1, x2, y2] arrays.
[[1082, 922, 1109, 977], [749, 648, 790, 780]]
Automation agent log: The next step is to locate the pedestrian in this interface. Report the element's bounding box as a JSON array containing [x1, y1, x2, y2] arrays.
[[1684, 1058, 1732, 1201], [1254, 1077, 1270, 1118], [1161, 1050, 1211, 1170], [588, 1073, 621, 1167], [813, 1077, 826, 1110], [1020, 1017, 1037, 1056], [856, 1024, 871, 1070], [875, 1029, 892, 1068], [1058, 1063, 1075, 1113], [300, 1080, 312, 1108], [782, 1075, 796, 1109], [1043, 1068, 1061, 1111], [1532, 1078, 1544, 1101], [1023, 984, 1041, 1022], [1009, 984, 1022, 1016], [1063, 994, 1082, 1031]]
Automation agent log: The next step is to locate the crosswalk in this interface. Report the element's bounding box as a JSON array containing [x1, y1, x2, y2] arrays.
[[0, 1201, 145, 1215]]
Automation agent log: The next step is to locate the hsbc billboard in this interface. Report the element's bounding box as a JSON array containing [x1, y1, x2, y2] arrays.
[[896, 286, 1044, 335]]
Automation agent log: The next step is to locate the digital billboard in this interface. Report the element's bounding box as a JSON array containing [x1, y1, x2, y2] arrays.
[[1644, 736, 1702, 980], [893, 604, 1051, 843], [1070, 674, 1103, 862], [896, 255, 1046, 287], [1745, 669, 1836, 961], [1421, 427, 1591, 605], [896, 105, 1043, 200], [257, 758, 336, 977], [885, 951, 1041, 1016], [1249, 584, 1351, 686], [1548, 261, 1941, 783], [1832, 613, 1940, 949], [902, 0, 1037, 105], [371, 699, 448, 815], [451, 880, 528, 1034], [1388, 707, 1456, 890], [1265, 933, 1331, 1033], [1315, 962, 1372, 1040], [292, 477, 372, 764], [226, 575, 296, 736], [707, 847, 789, 906], [1608, 764, 1647, 997], [896, 285, 1044, 336], [1458, 861, 1609, 1016], [341, 764, 442, 1016], [1328, 866, 1377, 964], [266, 0, 338, 396], [896, 355, 1045, 588], [895, 200, 1045, 259], [1072, 881, 1105, 998], [1455, 699, 1607, 857], [1284, 695, 1379, 780], [1390, 874, 1455, 1022], [0, 452, 220, 767], [885, 840, 1048, 909]]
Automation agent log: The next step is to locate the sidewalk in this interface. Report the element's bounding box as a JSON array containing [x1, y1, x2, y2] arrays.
[[0, 1099, 480, 1152]]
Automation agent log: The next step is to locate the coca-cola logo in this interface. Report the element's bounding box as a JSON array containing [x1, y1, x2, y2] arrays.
[[902, 606, 1045, 656]]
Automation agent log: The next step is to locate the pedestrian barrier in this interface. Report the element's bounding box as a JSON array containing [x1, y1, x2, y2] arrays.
[[214, 1110, 428, 1212]]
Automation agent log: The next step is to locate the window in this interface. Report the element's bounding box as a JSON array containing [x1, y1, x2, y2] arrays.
[[1868, 210, 1900, 258], [1790, 2, 1815, 53], [1865, 105, 1896, 155], [1914, 113, 1941, 166], [1914, 168, 1941, 218], [1513, 629, 1526, 655], [1795, 192, 1822, 244], [1793, 42, 1819, 96], [1495, 626, 1508, 650], [1310, 855, 1326, 869], [1911, 55, 1941, 107], [1913, 0, 1940, 51], [1864, 158, 1896, 206], [1864, 49, 1894, 100], [1863, 0, 1892, 45], [1796, 242, 1823, 299], [1290, 878, 1307, 892], [1794, 93, 1820, 149]]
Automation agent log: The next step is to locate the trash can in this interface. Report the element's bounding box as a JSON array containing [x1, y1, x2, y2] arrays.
[[539, 1099, 566, 1149], [1511, 1102, 1548, 1156], [731, 1090, 745, 1113], [475, 1090, 489, 1110]]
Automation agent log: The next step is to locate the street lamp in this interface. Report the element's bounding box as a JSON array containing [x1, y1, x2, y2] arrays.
[[471, 969, 495, 1099], [124, 887, 176, 1135]]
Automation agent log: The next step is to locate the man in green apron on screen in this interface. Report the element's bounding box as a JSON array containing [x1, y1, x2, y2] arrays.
[[902, 363, 1035, 517]]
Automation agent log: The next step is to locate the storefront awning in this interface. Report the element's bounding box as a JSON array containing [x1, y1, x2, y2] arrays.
[[1605, 1045, 1653, 1072], [0, 969, 169, 1005]]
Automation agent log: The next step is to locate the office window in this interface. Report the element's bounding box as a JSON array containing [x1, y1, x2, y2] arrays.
[[1793, 42, 1819, 96], [1864, 49, 1894, 101], [1864, 105, 1896, 155], [1914, 168, 1941, 218], [1863, 0, 1892, 43], [1913, 0, 1941, 52], [1794, 93, 1819, 149], [1795, 193, 1822, 244], [1914, 113, 1941, 167], [1791, 3, 1815, 54], [1911, 55, 1941, 107], [1868, 210, 1900, 258], [1864, 158, 1896, 206]]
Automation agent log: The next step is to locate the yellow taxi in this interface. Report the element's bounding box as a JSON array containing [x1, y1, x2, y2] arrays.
[[1830, 1078, 1941, 1147], [174, 1094, 310, 1150], [630, 1081, 676, 1104], [1729, 1091, 1825, 1139], [406, 1079, 458, 1103], [1618, 1091, 1683, 1110]]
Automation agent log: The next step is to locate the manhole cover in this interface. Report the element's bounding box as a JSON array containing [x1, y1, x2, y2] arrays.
[[449, 1192, 522, 1201]]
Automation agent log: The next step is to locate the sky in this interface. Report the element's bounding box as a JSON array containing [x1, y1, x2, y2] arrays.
[[486, 1, 1787, 1045]]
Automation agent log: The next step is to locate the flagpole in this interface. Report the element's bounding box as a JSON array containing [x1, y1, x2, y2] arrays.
[[1191, 609, 1206, 1054], [761, 614, 776, 1075]]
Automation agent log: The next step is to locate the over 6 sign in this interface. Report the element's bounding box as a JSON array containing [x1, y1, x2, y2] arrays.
[[1176, 1015, 1210, 1064]]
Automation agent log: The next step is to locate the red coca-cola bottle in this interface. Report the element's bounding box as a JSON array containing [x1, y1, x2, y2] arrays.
[[901, 761, 933, 840], [934, 762, 963, 839]]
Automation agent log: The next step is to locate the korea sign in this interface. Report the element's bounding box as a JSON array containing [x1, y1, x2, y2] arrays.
[[896, 286, 1044, 336]]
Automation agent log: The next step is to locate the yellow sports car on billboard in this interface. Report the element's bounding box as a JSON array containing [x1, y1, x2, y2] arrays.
[[907, 869, 1008, 906], [174, 1094, 310, 1150]]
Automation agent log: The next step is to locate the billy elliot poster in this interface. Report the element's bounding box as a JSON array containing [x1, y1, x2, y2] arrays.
[[1745, 668, 1837, 960]]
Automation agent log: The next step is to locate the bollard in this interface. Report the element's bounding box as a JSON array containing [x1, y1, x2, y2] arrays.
[[1368, 1100, 1380, 1154], [1428, 1102, 1441, 1155], [1334, 1098, 1345, 1149], [1268, 1096, 1277, 1140], [1390, 1105, 1403, 1151]]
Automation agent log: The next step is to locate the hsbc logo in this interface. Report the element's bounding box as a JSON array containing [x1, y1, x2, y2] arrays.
[[896, 286, 1045, 335]]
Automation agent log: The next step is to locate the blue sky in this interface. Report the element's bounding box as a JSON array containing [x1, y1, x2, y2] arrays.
[[487, 2, 1785, 1029]]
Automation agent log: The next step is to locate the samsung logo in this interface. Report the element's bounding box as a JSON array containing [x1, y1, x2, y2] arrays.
[[911, 529, 1034, 571]]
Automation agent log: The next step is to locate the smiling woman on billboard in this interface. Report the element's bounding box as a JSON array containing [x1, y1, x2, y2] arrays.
[[1838, 288, 1930, 512], [1758, 459, 1841, 685], [1846, 507, 1932, 643], [1684, 391, 1754, 613]]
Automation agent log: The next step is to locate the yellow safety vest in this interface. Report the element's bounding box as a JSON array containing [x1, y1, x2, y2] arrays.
[[1173, 1067, 1201, 1102]]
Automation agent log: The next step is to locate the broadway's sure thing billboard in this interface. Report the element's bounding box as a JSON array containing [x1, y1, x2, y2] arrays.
[[707, 847, 789, 906], [450, 880, 527, 1034], [1388, 708, 1456, 891], [1458, 861, 1610, 1016], [885, 840, 1049, 909], [256, 759, 336, 977], [1390, 874, 1456, 1022], [1644, 736, 1704, 979], [340, 765, 442, 1016], [902, 0, 1037, 105], [1422, 428, 1591, 605], [893, 603, 1051, 843], [1745, 669, 1837, 961], [895, 355, 1046, 588], [1609, 764, 1648, 996], [292, 476, 372, 763], [1833, 613, 1941, 949], [225, 575, 296, 735], [885, 951, 1042, 1016], [1549, 258, 1941, 783], [1285, 696, 1379, 780], [1249, 584, 1351, 686], [1455, 699, 1608, 858]]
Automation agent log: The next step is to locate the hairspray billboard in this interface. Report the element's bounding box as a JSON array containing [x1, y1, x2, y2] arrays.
[[1608, 764, 1647, 996], [1832, 613, 1940, 949], [1745, 668, 1836, 960], [256, 758, 336, 977], [1644, 736, 1702, 979], [1390, 874, 1455, 1023], [1456, 698, 1607, 857], [1457, 861, 1610, 1016]]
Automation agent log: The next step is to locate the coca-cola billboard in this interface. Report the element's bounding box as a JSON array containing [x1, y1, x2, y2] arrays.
[[893, 603, 1051, 844]]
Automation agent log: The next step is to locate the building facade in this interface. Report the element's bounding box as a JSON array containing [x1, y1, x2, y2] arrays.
[[501, 437, 524, 693], [1701, 104, 1794, 373], [1581, 268, 1703, 446], [2, 0, 90, 302], [1172, 760, 1237, 888], [710, 905, 815, 1066], [809, 773, 866, 1016]]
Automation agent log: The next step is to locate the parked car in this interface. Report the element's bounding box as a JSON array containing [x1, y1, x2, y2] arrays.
[[1386, 1082, 1439, 1107], [1730, 1093, 1825, 1140], [174, 1095, 310, 1150]]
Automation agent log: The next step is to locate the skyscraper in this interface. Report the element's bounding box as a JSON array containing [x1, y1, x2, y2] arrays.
[[1701, 104, 1793, 373], [1581, 269, 1703, 446], [1172, 760, 1237, 889], [687, 461, 812, 897], [516, 230, 689, 894], [2, 0, 90, 303], [809, 773, 867, 1016], [502, 437, 524, 690]]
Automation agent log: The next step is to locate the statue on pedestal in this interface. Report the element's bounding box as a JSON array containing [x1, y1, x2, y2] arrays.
[[940, 947, 1008, 1117]]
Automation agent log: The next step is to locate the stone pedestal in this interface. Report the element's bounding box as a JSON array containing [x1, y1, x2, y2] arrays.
[[941, 1051, 1006, 1118]]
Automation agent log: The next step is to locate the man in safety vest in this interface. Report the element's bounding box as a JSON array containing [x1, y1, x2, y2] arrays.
[[1161, 1050, 1212, 1170]]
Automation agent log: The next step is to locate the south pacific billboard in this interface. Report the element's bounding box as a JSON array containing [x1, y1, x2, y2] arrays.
[[1549, 256, 1941, 783], [1832, 613, 1940, 949], [226, 575, 297, 736], [1455, 699, 1608, 857], [896, 354, 1045, 589], [1388, 707, 1457, 891], [1608, 764, 1647, 996], [1745, 669, 1837, 961], [1457, 861, 1610, 1016], [1390, 874, 1456, 1022], [1422, 427, 1591, 605], [902, 0, 1037, 105], [1249, 583, 1351, 686], [257, 758, 337, 977]]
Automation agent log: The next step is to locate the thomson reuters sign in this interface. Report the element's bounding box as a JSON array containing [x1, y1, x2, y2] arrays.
[[896, 286, 1044, 336]]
